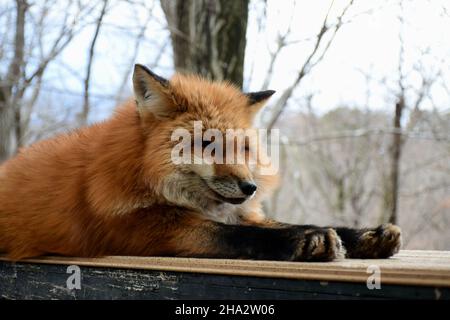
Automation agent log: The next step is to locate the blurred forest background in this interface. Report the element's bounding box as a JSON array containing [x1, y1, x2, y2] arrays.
[[0, 0, 449, 250]]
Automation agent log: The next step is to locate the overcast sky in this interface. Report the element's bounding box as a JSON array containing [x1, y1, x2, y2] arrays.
[[44, 0, 450, 121]]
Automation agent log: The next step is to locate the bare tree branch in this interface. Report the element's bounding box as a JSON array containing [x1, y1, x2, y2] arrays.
[[80, 0, 108, 125], [265, 0, 355, 130]]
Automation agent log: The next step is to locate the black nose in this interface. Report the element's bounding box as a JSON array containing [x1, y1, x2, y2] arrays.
[[238, 181, 257, 196]]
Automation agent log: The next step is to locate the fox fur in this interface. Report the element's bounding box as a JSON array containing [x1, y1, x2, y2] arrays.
[[0, 65, 402, 261]]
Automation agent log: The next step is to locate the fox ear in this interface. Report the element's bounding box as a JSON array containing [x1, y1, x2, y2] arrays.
[[245, 90, 275, 120], [245, 90, 276, 106], [132, 64, 173, 119]]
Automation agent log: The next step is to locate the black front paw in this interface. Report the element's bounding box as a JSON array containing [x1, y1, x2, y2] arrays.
[[291, 228, 346, 262], [360, 224, 402, 258], [342, 223, 402, 259]]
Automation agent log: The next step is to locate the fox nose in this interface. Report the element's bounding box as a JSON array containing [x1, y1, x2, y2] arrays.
[[238, 181, 257, 196]]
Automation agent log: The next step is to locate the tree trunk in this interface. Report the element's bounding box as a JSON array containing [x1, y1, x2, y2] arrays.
[[161, 0, 249, 89], [0, 79, 14, 162], [0, 0, 27, 162], [384, 97, 405, 224]]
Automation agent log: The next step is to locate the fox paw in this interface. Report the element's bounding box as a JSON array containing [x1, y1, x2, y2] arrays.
[[355, 223, 402, 258], [292, 228, 346, 262]]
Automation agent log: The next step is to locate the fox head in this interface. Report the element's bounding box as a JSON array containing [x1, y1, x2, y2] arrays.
[[132, 64, 278, 214]]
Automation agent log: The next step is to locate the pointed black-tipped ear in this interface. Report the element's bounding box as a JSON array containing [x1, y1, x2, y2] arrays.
[[133, 64, 168, 90], [132, 64, 173, 119], [245, 90, 276, 105]]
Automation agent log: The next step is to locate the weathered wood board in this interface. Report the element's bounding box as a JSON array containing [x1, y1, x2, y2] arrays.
[[1, 250, 449, 299]]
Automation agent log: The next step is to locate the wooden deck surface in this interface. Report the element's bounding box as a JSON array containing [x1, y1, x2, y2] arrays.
[[2, 250, 450, 288]]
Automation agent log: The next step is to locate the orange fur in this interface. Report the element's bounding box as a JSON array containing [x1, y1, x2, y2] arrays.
[[0, 67, 278, 260]]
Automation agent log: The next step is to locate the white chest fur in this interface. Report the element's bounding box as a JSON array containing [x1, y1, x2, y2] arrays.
[[202, 203, 241, 224]]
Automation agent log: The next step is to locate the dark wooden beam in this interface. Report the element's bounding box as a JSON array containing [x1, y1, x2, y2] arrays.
[[1, 250, 449, 299]]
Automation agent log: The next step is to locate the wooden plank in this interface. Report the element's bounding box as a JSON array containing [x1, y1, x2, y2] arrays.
[[1, 250, 450, 288], [1, 260, 449, 300]]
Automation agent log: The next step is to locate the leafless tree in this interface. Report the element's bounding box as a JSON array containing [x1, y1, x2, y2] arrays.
[[264, 0, 355, 130], [0, 0, 27, 162], [382, 1, 440, 224], [0, 0, 101, 161]]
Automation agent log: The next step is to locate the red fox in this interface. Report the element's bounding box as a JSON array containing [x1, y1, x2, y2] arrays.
[[0, 64, 401, 261]]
